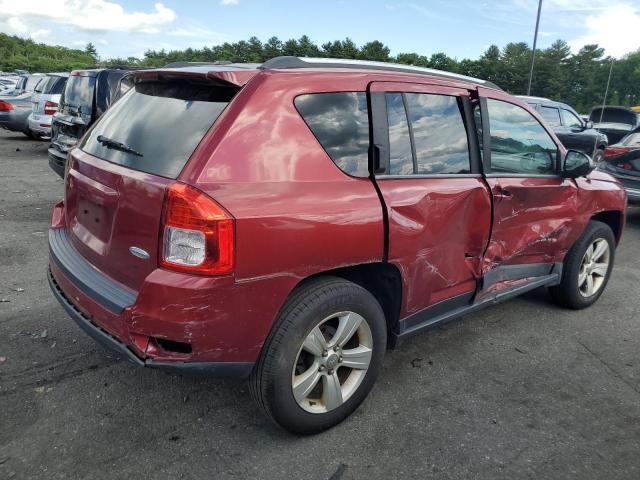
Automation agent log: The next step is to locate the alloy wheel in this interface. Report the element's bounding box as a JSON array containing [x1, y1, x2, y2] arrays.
[[292, 311, 373, 414], [578, 238, 610, 297]]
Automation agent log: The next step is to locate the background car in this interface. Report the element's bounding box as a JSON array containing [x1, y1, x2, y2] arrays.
[[599, 126, 640, 204], [49, 68, 135, 178], [518, 96, 608, 162], [590, 106, 640, 145], [0, 88, 41, 138], [27, 73, 68, 139], [0, 73, 45, 98]]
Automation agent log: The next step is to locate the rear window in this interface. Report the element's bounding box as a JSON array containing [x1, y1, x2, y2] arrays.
[[79, 81, 237, 178], [25, 76, 42, 92], [62, 75, 96, 114], [37, 76, 67, 94], [294, 92, 369, 177]]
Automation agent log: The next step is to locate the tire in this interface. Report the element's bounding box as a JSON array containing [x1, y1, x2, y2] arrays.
[[593, 148, 604, 164], [250, 276, 386, 435], [549, 220, 615, 309]]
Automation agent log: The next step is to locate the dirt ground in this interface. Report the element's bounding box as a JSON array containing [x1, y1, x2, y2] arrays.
[[1, 128, 639, 480]]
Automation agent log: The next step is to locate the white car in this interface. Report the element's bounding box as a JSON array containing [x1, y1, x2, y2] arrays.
[[27, 73, 68, 138]]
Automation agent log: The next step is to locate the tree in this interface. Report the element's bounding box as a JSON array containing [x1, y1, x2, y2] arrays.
[[358, 41, 390, 62], [85, 42, 98, 61]]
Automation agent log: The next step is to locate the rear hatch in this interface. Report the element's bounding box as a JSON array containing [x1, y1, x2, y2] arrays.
[[601, 130, 640, 184], [64, 68, 251, 291], [31, 75, 67, 121], [590, 107, 639, 144], [51, 71, 98, 156]]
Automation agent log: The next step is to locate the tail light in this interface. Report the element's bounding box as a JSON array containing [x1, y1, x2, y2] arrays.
[[160, 183, 234, 275], [44, 101, 58, 116], [604, 146, 630, 159], [0, 100, 13, 111]]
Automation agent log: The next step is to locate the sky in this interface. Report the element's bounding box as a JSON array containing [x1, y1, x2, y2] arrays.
[[0, 0, 639, 60]]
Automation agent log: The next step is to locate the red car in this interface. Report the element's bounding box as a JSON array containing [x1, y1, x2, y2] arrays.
[[48, 57, 627, 434]]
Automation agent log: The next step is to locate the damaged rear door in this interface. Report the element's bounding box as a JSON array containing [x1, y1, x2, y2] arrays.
[[476, 88, 578, 290], [368, 81, 492, 319]]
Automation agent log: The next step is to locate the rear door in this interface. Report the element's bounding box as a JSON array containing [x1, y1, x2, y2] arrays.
[[65, 76, 239, 291], [369, 81, 492, 319], [477, 89, 578, 288]]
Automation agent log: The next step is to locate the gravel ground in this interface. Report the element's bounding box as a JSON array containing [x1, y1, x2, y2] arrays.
[[1, 128, 639, 480]]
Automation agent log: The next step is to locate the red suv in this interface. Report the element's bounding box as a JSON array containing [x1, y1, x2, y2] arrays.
[[48, 57, 627, 434]]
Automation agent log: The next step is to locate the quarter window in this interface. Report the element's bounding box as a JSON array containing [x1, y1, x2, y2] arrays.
[[487, 99, 558, 175], [295, 92, 369, 177]]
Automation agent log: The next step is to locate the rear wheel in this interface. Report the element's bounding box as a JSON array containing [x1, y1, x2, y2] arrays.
[[250, 277, 386, 434], [549, 220, 615, 309]]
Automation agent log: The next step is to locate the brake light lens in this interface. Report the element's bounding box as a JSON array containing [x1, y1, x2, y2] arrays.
[[604, 146, 630, 159], [160, 183, 234, 275], [44, 101, 58, 116], [0, 100, 13, 111]]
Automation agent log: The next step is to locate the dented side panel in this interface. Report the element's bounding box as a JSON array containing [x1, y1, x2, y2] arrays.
[[377, 178, 492, 317], [482, 177, 579, 271]]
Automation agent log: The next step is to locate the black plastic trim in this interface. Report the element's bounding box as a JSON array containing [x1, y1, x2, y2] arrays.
[[48, 269, 254, 378], [48, 228, 136, 313], [48, 148, 66, 179], [393, 265, 562, 345], [481, 262, 556, 291]]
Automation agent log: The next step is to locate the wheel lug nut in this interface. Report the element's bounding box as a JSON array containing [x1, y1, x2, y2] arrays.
[[339, 356, 343, 362], [322, 350, 328, 357], [328, 369, 334, 375], [319, 365, 325, 371]]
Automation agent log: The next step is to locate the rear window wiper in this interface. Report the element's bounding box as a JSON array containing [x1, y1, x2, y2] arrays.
[[97, 135, 143, 157]]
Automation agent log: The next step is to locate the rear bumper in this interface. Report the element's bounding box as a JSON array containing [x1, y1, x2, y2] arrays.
[[48, 147, 67, 178], [48, 269, 253, 377], [28, 114, 52, 136]]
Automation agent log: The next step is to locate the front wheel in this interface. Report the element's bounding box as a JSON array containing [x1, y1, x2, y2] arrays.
[[549, 220, 615, 309], [250, 277, 386, 434]]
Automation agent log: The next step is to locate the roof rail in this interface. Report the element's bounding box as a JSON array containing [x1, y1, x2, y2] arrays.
[[260, 56, 501, 90], [163, 61, 233, 68]]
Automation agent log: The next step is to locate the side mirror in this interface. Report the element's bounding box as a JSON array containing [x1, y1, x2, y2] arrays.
[[584, 121, 594, 129], [563, 150, 595, 178]]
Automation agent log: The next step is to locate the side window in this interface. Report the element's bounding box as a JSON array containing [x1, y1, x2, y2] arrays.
[[539, 106, 561, 127], [295, 92, 369, 177], [487, 99, 558, 175], [561, 109, 582, 129], [385, 93, 413, 174], [405, 93, 470, 174]]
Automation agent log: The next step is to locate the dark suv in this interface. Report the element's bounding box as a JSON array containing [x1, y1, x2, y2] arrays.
[[518, 96, 608, 162], [48, 57, 627, 434], [48, 68, 134, 178]]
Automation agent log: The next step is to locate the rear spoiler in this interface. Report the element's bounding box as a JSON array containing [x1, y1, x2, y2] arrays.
[[127, 68, 259, 88]]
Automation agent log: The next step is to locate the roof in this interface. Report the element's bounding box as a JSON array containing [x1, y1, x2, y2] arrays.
[[516, 95, 552, 103], [260, 56, 501, 90]]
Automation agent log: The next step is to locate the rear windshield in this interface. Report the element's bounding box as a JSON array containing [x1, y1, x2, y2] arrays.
[[62, 75, 96, 114], [79, 80, 237, 178], [37, 76, 67, 94], [25, 76, 43, 92], [590, 108, 637, 126], [620, 132, 640, 146]]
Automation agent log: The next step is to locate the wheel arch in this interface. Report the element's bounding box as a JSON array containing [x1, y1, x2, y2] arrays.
[[590, 210, 624, 245], [286, 262, 403, 345]]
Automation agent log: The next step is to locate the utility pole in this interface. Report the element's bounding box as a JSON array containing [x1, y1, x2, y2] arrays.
[[526, 0, 543, 96], [599, 58, 615, 123]]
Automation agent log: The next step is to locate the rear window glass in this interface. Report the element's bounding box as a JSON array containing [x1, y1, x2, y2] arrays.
[[80, 81, 236, 178], [294, 92, 369, 177], [62, 75, 96, 114], [25, 76, 43, 92], [620, 132, 640, 146], [38, 76, 67, 94]]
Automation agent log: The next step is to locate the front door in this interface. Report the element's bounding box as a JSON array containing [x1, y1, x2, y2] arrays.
[[369, 81, 492, 320], [477, 89, 578, 290]]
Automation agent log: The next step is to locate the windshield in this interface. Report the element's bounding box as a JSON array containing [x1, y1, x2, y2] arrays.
[[79, 80, 238, 178], [25, 76, 43, 92], [620, 132, 640, 147]]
